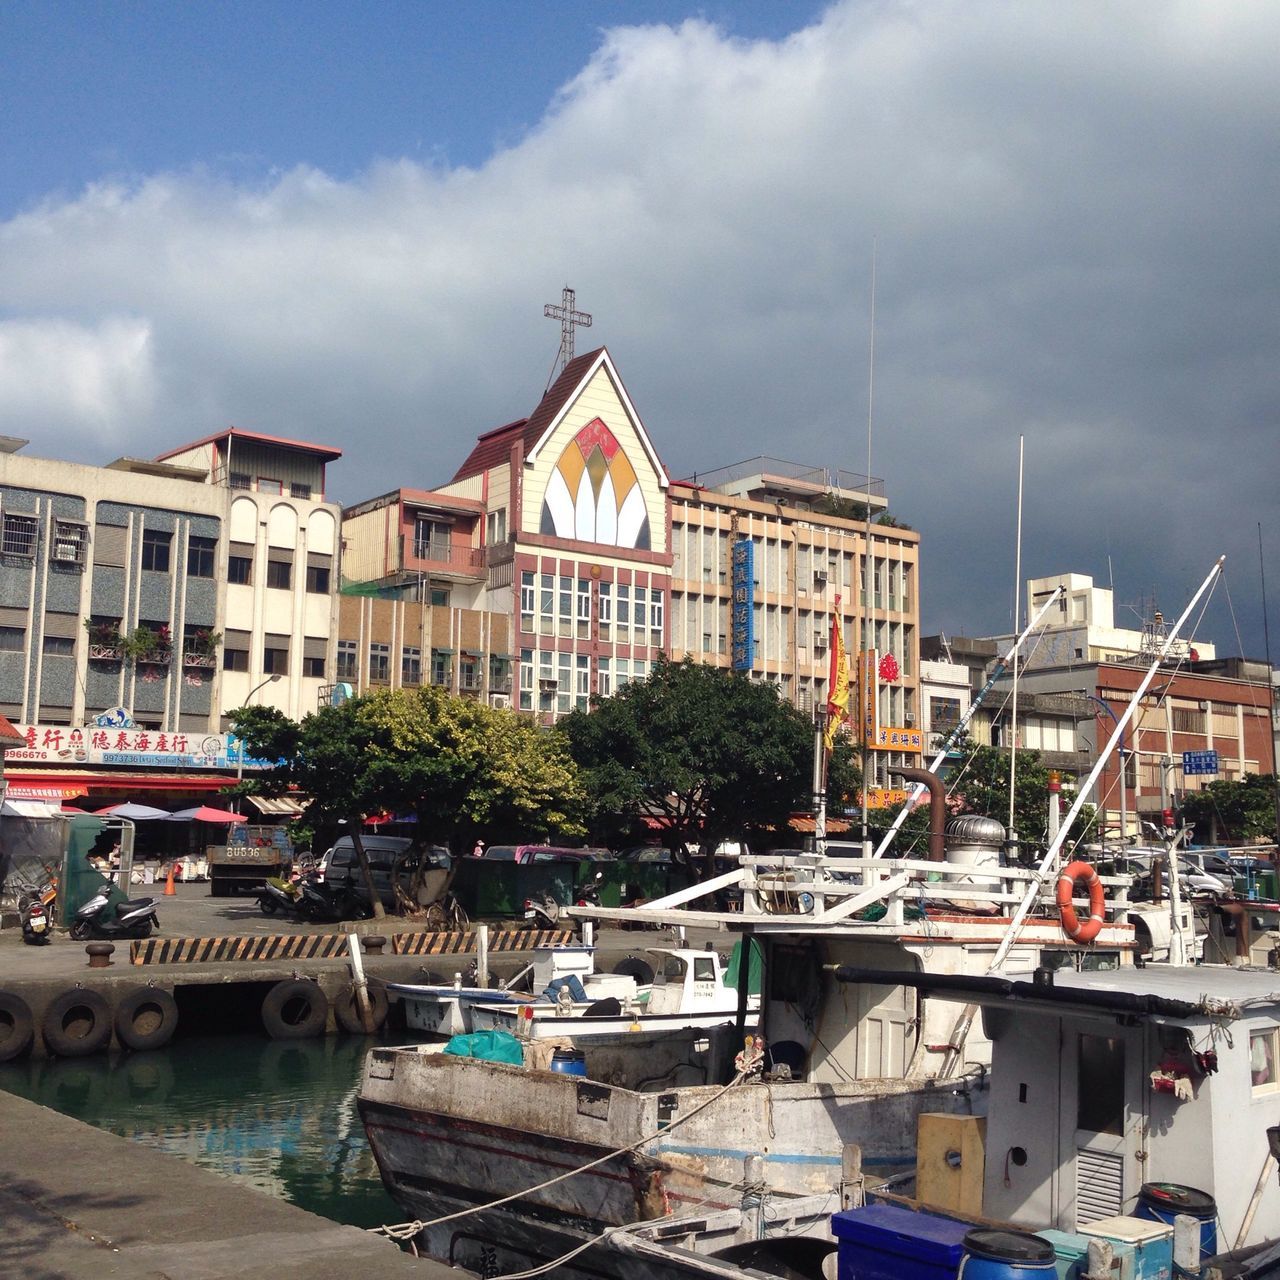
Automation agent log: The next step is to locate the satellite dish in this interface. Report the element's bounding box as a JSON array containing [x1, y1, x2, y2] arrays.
[[331, 682, 353, 707]]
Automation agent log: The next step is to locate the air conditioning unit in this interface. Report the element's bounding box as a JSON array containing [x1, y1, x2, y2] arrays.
[[539, 677, 558, 689], [813, 568, 828, 583], [491, 693, 511, 709], [54, 543, 79, 563], [813, 630, 827, 650], [905, 712, 915, 725]]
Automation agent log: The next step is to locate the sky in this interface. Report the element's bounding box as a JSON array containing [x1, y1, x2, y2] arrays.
[[1, 0, 1277, 660]]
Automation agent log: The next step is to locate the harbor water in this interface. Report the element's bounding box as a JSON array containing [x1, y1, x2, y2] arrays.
[[0, 1032, 411, 1231]]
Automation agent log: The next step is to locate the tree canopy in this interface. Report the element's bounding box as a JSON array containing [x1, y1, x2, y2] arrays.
[[231, 687, 585, 857], [557, 657, 817, 869], [1181, 774, 1279, 845]]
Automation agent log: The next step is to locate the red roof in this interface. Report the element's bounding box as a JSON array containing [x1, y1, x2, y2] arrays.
[[451, 347, 605, 483], [155, 425, 343, 464], [0, 713, 23, 746]]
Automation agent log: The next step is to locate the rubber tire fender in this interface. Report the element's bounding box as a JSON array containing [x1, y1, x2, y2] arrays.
[[114, 986, 180, 1052], [42, 988, 113, 1058], [333, 981, 390, 1035], [611, 956, 656, 986], [0, 991, 35, 1062], [260, 979, 328, 1040]]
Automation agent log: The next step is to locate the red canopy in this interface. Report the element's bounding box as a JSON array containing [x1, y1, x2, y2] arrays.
[[167, 804, 242, 824]]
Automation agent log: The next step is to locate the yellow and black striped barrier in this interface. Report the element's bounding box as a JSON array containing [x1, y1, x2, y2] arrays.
[[131, 933, 352, 965], [391, 927, 574, 956]]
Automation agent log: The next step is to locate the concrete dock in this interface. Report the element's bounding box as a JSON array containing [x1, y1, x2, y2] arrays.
[[0, 1088, 454, 1279]]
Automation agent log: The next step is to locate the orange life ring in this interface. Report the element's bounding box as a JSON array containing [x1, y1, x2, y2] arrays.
[[1056, 860, 1106, 943]]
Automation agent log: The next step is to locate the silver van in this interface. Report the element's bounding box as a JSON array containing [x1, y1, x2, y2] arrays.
[[316, 836, 451, 911]]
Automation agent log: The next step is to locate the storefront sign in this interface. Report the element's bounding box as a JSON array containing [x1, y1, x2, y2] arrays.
[[731, 538, 754, 671], [10, 724, 234, 769], [858, 648, 921, 752], [861, 788, 914, 808]]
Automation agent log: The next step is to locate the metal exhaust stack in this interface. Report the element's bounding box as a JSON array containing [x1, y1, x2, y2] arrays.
[[891, 767, 945, 861]]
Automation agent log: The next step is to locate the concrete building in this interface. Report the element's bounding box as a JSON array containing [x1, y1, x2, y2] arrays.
[[0, 428, 341, 809], [337, 349, 924, 803]]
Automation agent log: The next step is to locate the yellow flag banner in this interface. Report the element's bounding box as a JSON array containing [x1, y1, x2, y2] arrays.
[[824, 596, 850, 750]]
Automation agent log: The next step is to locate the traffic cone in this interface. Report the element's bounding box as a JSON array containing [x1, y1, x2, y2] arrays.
[[164, 863, 177, 896]]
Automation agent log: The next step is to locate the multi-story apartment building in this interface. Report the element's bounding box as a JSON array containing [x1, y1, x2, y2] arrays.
[[337, 349, 924, 803], [0, 428, 341, 810]]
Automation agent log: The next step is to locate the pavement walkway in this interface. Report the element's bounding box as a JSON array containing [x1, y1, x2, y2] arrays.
[[0, 1089, 452, 1279]]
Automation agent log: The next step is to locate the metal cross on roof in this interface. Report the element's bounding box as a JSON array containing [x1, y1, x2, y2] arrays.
[[544, 286, 592, 372]]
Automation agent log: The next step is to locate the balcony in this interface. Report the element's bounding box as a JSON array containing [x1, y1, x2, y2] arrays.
[[88, 644, 123, 663], [401, 534, 486, 581], [182, 651, 217, 669]]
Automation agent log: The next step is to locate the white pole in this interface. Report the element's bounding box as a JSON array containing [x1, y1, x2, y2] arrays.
[[477, 923, 490, 988], [872, 585, 1064, 858], [860, 240, 877, 856], [1008, 436, 1025, 838], [988, 556, 1224, 972], [814, 722, 827, 855]]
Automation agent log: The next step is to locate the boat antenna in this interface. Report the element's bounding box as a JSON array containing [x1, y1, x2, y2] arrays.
[[859, 240, 876, 855], [1260, 523, 1280, 847], [1007, 435, 1025, 846]]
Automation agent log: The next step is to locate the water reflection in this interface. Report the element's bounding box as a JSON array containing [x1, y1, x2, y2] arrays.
[[0, 1033, 407, 1230]]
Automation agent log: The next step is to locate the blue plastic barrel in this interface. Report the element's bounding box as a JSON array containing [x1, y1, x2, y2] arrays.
[[1134, 1183, 1217, 1258], [960, 1229, 1057, 1280], [549, 1048, 586, 1076]]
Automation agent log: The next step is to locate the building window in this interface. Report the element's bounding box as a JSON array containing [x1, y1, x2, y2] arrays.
[[487, 509, 507, 543], [187, 535, 216, 578], [460, 661, 481, 691], [576, 655, 590, 710], [597, 657, 612, 699], [930, 697, 961, 732], [228, 555, 252, 585], [336, 640, 358, 680], [403, 646, 421, 685], [490, 656, 511, 692], [306, 564, 330, 594], [429, 586, 450, 607], [291, 482, 312, 500], [650, 589, 664, 642], [369, 643, 390, 683], [52, 521, 86, 566], [519, 648, 534, 711], [577, 579, 591, 638], [1173, 707, 1206, 734], [2, 513, 38, 557], [141, 528, 171, 572], [303, 655, 325, 678], [262, 646, 289, 675], [258, 477, 283, 495], [598, 582, 612, 638], [266, 560, 292, 590], [228, 472, 252, 490], [634, 587, 648, 633], [223, 648, 249, 672], [431, 650, 450, 686], [520, 571, 535, 631], [43, 634, 74, 656], [0, 626, 26, 651], [540, 574, 554, 635], [413, 517, 450, 561], [617, 584, 631, 628]]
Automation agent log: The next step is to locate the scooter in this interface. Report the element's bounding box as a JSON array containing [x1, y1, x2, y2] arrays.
[[523, 871, 604, 927], [296, 874, 369, 923], [69, 889, 160, 940], [21, 898, 52, 945], [257, 875, 306, 917]]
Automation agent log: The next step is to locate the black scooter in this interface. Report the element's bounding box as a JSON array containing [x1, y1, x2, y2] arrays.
[[21, 898, 52, 945], [296, 874, 369, 923], [69, 888, 160, 940]]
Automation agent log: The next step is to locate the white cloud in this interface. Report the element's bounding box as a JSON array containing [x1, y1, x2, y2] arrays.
[[1, 0, 1277, 650]]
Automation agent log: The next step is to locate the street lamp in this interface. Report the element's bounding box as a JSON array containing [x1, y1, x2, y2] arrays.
[[234, 674, 282, 810], [1077, 690, 1128, 849]]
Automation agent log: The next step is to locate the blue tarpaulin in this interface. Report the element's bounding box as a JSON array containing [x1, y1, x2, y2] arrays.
[[442, 1029, 526, 1065]]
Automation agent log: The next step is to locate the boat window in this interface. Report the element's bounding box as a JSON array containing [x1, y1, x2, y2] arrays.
[[662, 955, 686, 981], [1251, 1029, 1279, 1092], [693, 957, 717, 982], [1077, 1034, 1125, 1135]]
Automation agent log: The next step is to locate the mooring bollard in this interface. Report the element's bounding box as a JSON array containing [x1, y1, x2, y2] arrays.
[[86, 942, 115, 969], [362, 934, 387, 955]]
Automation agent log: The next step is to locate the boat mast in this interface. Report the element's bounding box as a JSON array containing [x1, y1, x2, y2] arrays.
[[987, 554, 1225, 972], [871, 584, 1064, 858], [1007, 435, 1025, 851]]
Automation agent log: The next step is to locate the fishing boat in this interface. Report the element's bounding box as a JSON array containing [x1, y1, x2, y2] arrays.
[[611, 963, 1280, 1279]]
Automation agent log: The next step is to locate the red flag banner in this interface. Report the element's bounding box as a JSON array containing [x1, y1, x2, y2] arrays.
[[824, 596, 850, 750]]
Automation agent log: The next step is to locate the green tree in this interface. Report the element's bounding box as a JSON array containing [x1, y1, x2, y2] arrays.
[[1181, 774, 1279, 845], [230, 688, 587, 916], [558, 657, 816, 876]]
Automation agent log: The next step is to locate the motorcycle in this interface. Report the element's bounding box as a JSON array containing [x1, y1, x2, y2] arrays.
[[523, 871, 604, 928], [296, 874, 370, 923], [21, 898, 52, 945], [69, 889, 160, 941], [257, 875, 307, 917]]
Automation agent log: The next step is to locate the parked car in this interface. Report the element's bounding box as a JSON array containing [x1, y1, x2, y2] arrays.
[[482, 844, 614, 864], [316, 836, 451, 912]]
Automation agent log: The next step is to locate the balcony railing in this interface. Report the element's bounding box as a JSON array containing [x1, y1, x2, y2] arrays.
[[403, 535, 486, 576], [182, 651, 217, 669], [88, 644, 123, 662]]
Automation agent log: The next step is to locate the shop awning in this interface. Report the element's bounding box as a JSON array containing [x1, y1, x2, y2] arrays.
[[4, 770, 232, 795], [3, 780, 88, 800], [244, 794, 309, 817], [0, 798, 61, 818]]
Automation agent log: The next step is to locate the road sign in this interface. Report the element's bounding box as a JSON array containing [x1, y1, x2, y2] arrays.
[[1182, 749, 1219, 776]]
